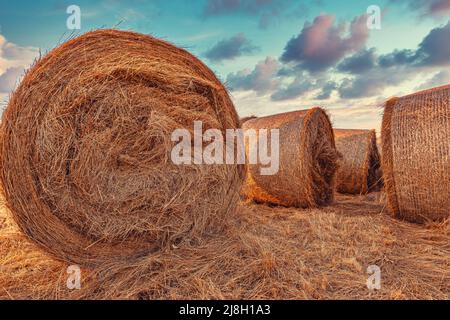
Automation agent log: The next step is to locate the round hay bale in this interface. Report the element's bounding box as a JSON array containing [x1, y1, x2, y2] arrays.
[[0, 29, 245, 267], [239, 116, 257, 126], [242, 108, 339, 208], [382, 85, 450, 223], [334, 129, 382, 195]]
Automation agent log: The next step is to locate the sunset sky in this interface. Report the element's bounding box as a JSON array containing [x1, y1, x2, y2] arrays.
[[1, 0, 450, 133]]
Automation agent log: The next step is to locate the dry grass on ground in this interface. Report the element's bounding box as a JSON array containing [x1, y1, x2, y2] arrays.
[[0, 193, 448, 300]]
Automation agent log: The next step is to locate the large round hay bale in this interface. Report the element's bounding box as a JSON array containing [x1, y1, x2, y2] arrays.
[[242, 108, 339, 207], [0, 29, 244, 267], [382, 85, 450, 223], [334, 129, 382, 194]]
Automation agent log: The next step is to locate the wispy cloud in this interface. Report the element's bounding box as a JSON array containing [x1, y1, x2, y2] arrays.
[[204, 33, 259, 62], [0, 34, 39, 94], [179, 30, 223, 42], [391, 0, 450, 18]]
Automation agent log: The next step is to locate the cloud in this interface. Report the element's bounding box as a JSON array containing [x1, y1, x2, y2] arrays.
[[0, 67, 24, 93], [337, 66, 415, 99], [0, 34, 38, 95], [204, 33, 259, 62], [0, 40, 38, 63], [280, 14, 369, 72], [335, 21, 450, 99], [226, 57, 280, 94], [227, 15, 450, 104], [328, 104, 383, 133], [378, 49, 417, 68], [338, 77, 381, 99], [392, 0, 450, 18], [415, 70, 450, 91], [179, 30, 222, 42], [337, 48, 376, 74], [271, 76, 316, 101], [315, 81, 337, 100], [0, 35, 39, 66], [378, 21, 450, 68], [415, 21, 450, 66], [226, 56, 329, 101]]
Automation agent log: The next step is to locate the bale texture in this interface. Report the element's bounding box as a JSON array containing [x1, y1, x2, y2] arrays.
[[382, 85, 450, 223], [242, 108, 339, 207], [239, 116, 257, 126], [334, 129, 382, 194], [0, 29, 244, 267]]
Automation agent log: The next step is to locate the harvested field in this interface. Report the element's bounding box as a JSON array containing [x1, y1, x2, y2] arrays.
[[1, 194, 448, 300], [382, 85, 450, 223], [242, 108, 339, 208], [334, 129, 382, 195]]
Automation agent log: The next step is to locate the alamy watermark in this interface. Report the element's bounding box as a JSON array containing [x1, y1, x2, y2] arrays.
[[66, 5, 81, 30], [367, 5, 381, 30], [66, 265, 81, 290], [366, 265, 381, 290], [171, 121, 280, 176]]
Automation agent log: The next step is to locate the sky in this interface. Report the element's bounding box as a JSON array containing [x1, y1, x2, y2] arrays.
[[1, 0, 450, 133]]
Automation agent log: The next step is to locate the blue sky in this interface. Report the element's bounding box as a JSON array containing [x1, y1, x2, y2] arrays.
[[1, 0, 450, 132]]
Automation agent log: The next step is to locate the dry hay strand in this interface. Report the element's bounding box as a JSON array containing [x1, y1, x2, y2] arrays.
[[0, 29, 245, 267], [382, 85, 450, 223], [241, 108, 339, 208], [1, 195, 449, 300], [334, 129, 382, 195]]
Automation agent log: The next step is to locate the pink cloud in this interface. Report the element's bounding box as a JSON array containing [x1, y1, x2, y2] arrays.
[[281, 14, 369, 72]]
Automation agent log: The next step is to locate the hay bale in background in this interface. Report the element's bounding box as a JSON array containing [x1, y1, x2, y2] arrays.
[[334, 129, 382, 195], [0, 29, 245, 267], [242, 108, 339, 208], [382, 85, 450, 223], [239, 115, 257, 126]]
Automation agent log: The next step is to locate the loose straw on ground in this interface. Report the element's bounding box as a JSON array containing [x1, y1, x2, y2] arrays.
[[1, 194, 448, 300]]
